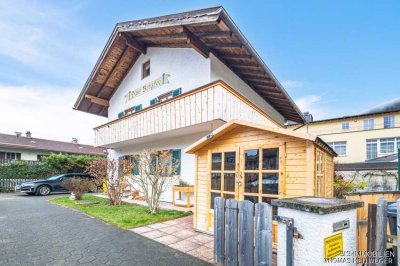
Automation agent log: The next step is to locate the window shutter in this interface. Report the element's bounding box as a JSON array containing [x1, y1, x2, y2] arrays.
[[135, 104, 142, 112], [171, 149, 181, 175], [172, 88, 182, 97], [118, 112, 125, 118], [150, 98, 157, 106]]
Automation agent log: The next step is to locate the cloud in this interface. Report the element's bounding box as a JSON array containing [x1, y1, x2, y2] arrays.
[[0, 84, 106, 145], [294, 94, 336, 120], [281, 80, 305, 90], [0, 0, 102, 86]]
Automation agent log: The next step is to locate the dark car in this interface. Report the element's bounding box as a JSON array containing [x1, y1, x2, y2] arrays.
[[15, 173, 95, 196]]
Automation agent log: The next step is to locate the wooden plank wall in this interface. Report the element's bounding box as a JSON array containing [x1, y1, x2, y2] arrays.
[[194, 125, 318, 232], [95, 84, 277, 146]]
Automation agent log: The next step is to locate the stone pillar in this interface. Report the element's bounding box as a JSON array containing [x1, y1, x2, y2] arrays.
[[272, 197, 363, 266]]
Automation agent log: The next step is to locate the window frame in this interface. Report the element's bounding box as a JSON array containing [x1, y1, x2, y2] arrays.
[[141, 60, 150, 79], [341, 122, 350, 130], [363, 119, 375, 130], [384, 116, 395, 129], [327, 141, 347, 156]]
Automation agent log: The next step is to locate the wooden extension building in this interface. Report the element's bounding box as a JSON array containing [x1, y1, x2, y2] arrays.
[[186, 120, 336, 233]]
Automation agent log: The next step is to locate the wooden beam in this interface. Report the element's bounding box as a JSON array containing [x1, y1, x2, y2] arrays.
[[182, 26, 210, 58], [243, 75, 273, 82], [239, 70, 268, 76], [222, 54, 252, 60], [207, 42, 243, 48], [231, 64, 261, 70], [248, 80, 276, 87], [135, 33, 186, 41], [229, 61, 259, 67], [120, 33, 147, 54], [85, 94, 109, 107], [195, 31, 232, 38]]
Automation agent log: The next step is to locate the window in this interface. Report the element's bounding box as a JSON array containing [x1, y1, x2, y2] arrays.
[[134, 104, 142, 112], [384, 116, 395, 129], [380, 138, 396, 153], [363, 119, 374, 130], [172, 88, 182, 97], [118, 112, 125, 118], [150, 98, 158, 106], [366, 140, 378, 160], [315, 150, 325, 197], [327, 141, 347, 156], [342, 122, 349, 130], [142, 60, 150, 79]]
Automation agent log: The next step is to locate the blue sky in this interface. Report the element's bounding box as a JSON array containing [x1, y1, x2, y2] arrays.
[[0, 0, 399, 143]]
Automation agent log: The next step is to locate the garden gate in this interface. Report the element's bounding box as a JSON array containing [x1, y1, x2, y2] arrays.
[[214, 197, 295, 266]]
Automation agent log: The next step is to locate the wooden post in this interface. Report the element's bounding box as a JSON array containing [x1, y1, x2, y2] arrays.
[[214, 197, 225, 264], [239, 200, 254, 266], [376, 197, 387, 266], [255, 203, 272, 266], [225, 199, 238, 266]]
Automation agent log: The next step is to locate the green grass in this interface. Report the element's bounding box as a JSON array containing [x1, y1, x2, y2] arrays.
[[50, 195, 191, 229]]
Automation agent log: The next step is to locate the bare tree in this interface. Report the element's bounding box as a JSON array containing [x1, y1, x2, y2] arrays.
[[127, 149, 180, 214], [86, 158, 132, 205]]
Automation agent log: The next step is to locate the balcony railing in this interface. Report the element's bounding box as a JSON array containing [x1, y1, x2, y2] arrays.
[[94, 81, 276, 147]]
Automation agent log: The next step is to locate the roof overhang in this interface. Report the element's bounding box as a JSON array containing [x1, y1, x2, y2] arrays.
[[73, 6, 304, 123], [185, 119, 337, 156]]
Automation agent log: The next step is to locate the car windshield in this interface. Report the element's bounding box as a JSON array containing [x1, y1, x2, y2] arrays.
[[47, 175, 65, 180]]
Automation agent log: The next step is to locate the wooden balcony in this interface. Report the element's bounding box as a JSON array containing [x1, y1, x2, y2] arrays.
[[94, 81, 278, 147]]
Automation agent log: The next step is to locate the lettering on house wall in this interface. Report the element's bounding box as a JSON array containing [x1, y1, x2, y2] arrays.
[[125, 73, 171, 103]]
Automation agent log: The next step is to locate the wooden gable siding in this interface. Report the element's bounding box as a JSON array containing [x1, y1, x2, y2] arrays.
[[95, 83, 278, 147], [194, 126, 315, 232]]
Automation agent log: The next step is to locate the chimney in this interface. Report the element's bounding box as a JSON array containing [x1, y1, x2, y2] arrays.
[[303, 112, 314, 123], [25, 131, 32, 138], [72, 138, 78, 144], [15, 132, 22, 137]]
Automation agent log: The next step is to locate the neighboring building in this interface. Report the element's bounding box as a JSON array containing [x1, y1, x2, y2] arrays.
[[186, 120, 336, 233], [0, 131, 105, 162], [290, 109, 400, 164], [73, 7, 311, 202]]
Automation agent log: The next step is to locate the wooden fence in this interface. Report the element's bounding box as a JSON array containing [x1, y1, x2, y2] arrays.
[[0, 179, 33, 192], [214, 197, 292, 266], [345, 191, 400, 256]]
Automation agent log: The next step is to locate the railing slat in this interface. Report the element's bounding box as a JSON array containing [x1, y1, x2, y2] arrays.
[[255, 202, 272, 266], [376, 197, 387, 266], [239, 200, 254, 266], [214, 197, 225, 264], [225, 199, 238, 266]]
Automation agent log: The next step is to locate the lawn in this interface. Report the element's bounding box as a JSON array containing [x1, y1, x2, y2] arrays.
[[50, 195, 191, 229]]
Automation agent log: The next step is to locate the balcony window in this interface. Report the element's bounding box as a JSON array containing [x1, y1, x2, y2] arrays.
[[366, 140, 378, 160], [341, 122, 349, 130], [363, 119, 374, 130], [384, 116, 395, 129], [327, 141, 347, 156], [380, 138, 396, 153]]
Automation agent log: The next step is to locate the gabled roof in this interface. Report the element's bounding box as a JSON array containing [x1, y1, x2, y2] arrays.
[[185, 120, 336, 156], [73, 6, 304, 124], [0, 133, 105, 156]]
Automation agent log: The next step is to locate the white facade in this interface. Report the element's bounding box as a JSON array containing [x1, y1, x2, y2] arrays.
[[0, 147, 41, 161], [102, 47, 287, 202]]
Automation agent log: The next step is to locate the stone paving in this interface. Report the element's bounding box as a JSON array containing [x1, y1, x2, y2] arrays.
[[130, 216, 214, 264], [0, 193, 210, 266]]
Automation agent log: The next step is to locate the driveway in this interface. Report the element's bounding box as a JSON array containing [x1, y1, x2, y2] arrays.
[[0, 193, 210, 266]]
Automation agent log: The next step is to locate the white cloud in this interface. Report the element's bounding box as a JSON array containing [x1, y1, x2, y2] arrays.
[[281, 80, 305, 90], [0, 0, 102, 85], [294, 94, 336, 120], [0, 84, 106, 145]]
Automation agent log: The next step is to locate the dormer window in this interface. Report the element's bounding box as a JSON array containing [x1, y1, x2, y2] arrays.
[[142, 60, 150, 79]]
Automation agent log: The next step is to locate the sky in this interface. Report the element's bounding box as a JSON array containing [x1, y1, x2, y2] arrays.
[[0, 0, 399, 144]]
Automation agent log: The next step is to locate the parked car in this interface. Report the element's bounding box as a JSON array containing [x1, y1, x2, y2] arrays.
[[15, 173, 96, 196]]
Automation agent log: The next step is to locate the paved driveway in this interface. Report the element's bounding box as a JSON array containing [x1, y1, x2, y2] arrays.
[[0, 193, 210, 266]]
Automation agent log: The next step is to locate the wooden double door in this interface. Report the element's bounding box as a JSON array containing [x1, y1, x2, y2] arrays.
[[209, 144, 285, 211]]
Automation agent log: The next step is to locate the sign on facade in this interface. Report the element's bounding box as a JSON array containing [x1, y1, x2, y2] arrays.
[[125, 73, 170, 103], [324, 232, 343, 259]]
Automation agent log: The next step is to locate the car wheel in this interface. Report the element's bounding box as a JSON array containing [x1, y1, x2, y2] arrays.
[[36, 186, 51, 196]]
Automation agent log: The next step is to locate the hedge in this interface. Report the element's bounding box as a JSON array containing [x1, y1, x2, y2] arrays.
[[0, 154, 101, 180]]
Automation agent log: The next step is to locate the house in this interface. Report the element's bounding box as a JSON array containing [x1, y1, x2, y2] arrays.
[[0, 131, 104, 162], [73, 6, 307, 202], [185, 120, 336, 233], [289, 100, 400, 190]]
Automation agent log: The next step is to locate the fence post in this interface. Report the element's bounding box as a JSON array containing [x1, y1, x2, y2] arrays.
[[255, 202, 272, 266], [239, 200, 254, 266], [225, 199, 238, 266], [214, 197, 225, 264], [376, 197, 387, 266]]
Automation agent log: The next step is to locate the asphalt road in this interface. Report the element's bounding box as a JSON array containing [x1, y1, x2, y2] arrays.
[[0, 193, 209, 266]]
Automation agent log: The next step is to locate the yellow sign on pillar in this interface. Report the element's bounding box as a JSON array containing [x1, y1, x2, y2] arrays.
[[324, 232, 343, 259]]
